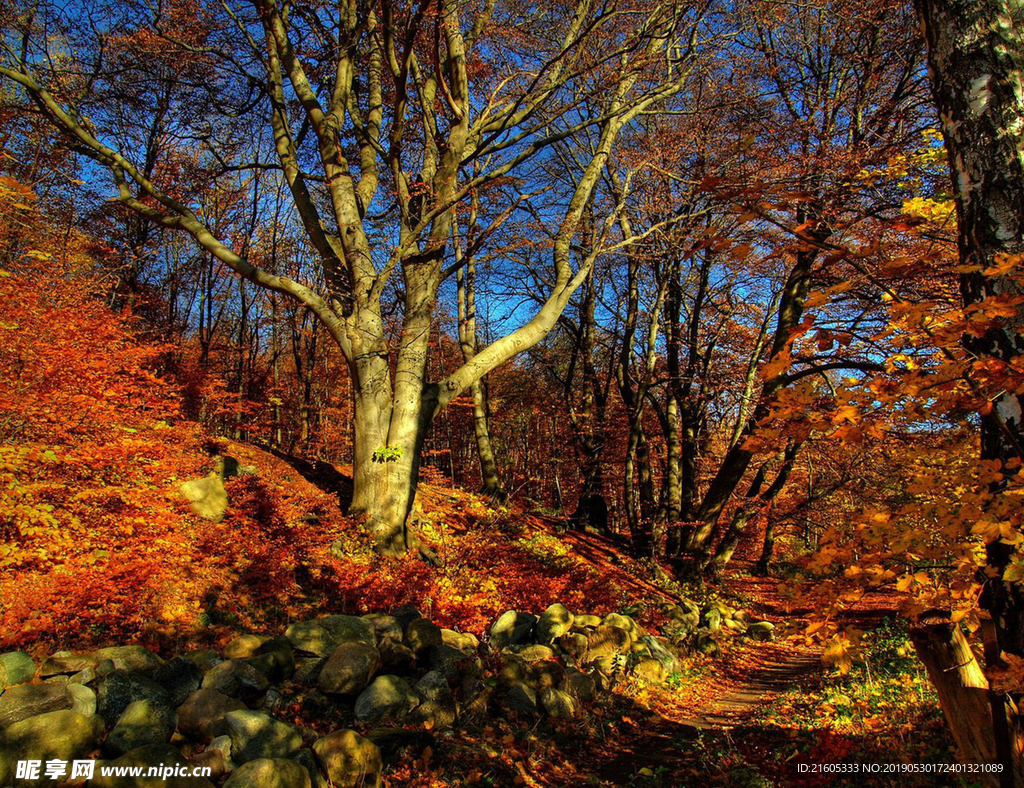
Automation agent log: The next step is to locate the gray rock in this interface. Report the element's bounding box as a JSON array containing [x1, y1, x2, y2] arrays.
[[537, 604, 574, 643], [0, 710, 104, 786], [489, 611, 537, 649], [574, 614, 602, 629], [503, 684, 537, 714], [293, 657, 326, 685], [556, 632, 589, 664], [190, 735, 236, 779], [640, 635, 679, 673], [71, 666, 98, 686], [531, 661, 566, 690], [701, 607, 722, 632], [0, 682, 73, 727], [202, 660, 268, 703], [176, 688, 247, 743], [410, 672, 457, 730], [565, 669, 597, 701], [183, 650, 223, 674], [223, 634, 270, 660], [224, 710, 302, 763], [312, 729, 382, 788], [602, 613, 641, 640], [98, 671, 171, 726], [247, 638, 295, 682], [223, 758, 311, 788], [285, 615, 375, 657], [294, 748, 329, 788], [181, 474, 228, 521], [586, 624, 632, 659], [540, 687, 576, 718], [440, 629, 479, 653], [318, 642, 380, 695], [403, 618, 442, 656], [89, 743, 216, 787], [153, 658, 204, 708], [632, 657, 666, 683], [748, 621, 775, 642], [39, 652, 96, 678], [0, 651, 36, 688], [68, 682, 97, 717], [353, 675, 418, 723], [517, 644, 556, 662], [376, 638, 415, 673], [362, 614, 403, 643], [92, 646, 164, 674], [105, 699, 177, 756], [429, 644, 482, 681]]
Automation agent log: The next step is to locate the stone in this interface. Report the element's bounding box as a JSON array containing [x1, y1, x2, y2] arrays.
[[428, 644, 482, 681], [748, 621, 775, 642], [285, 615, 375, 657], [701, 607, 722, 632], [223, 758, 311, 788], [632, 657, 666, 684], [724, 618, 748, 633], [441, 628, 479, 653], [202, 659, 268, 703], [497, 657, 534, 689], [537, 604, 574, 642], [556, 632, 589, 664], [247, 642, 295, 684], [98, 671, 171, 726], [181, 474, 228, 521], [105, 699, 177, 757], [0, 682, 73, 727], [565, 669, 597, 702], [586, 624, 632, 659], [189, 746, 233, 781], [176, 688, 247, 743], [223, 634, 271, 659], [362, 614, 403, 643], [410, 672, 457, 730], [92, 646, 165, 673], [404, 618, 442, 656], [531, 661, 566, 690], [68, 682, 97, 717], [153, 657, 204, 708], [489, 611, 536, 649], [517, 644, 556, 662], [666, 599, 701, 630], [503, 684, 537, 714], [353, 675, 418, 723], [39, 652, 96, 678], [574, 614, 602, 628], [294, 749, 329, 788], [0, 651, 36, 688], [640, 636, 679, 674], [0, 711, 104, 786], [540, 687, 576, 718], [89, 743, 216, 787], [318, 642, 380, 695], [293, 657, 326, 684], [183, 650, 223, 674], [71, 666, 97, 686], [696, 632, 719, 655], [376, 638, 415, 673], [601, 613, 641, 640], [224, 710, 303, 763], [312, 729, 382, 788]]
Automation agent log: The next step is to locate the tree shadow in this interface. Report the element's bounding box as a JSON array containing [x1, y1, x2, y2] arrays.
[[264, 447, 354, 511]]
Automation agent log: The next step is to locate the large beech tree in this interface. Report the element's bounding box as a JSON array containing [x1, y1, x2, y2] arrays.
[[0, 0, 706, 553]]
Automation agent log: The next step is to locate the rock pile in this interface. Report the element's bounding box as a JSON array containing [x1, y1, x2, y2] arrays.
[[0, 601, 775, 787]]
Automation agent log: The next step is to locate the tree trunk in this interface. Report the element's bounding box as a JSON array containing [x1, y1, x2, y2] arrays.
[[909, 615, 1004, 787]]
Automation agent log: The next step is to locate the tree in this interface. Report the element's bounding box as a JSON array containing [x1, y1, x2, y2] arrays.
[[0, 0, 707, 554]]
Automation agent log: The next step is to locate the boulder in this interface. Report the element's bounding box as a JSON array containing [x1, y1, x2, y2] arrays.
[[502, 684, 537, 714], [536, 604, 574, 643], [530, 661, 566, 691], [183, 650, 223, 674], [376, 639, 415, 673], [574, 614, 602, 629], [440, 629, 479, 653], [224, 710, 302, 763], [601, 613, 641, 640], [247, 639, 295, 683], [497, 657, 534, 689], [586, 624, 632, 660], [223, 634, 271, 660], [701, 607, 722, 632], [312, 729, 382, 788], [564, 669, 597, 702], [640, 635, 680, 674], [153, 658, 204, 708], [223, 758, 311, 788], [429, 644, 482, 681], [354, 675, 418, 723], [92, 646, 164, 673], [489, 611, 537, 649], [748, 621, 775, 642], [540, 687, 576, 718], [362, 614, 403, 643], [98, 670, 171, 726], [555, 632, 589, 664], [404, 618, 442, 656], [105, 699, 177, 756], [202, 660, 268, 703], [181, 474, 228, 521], [285, 615, 375, 657], [0, 651, 36, 688], [410, 672, 457, 730], [0, 711, 104, 786], [293, 658, 326, 685], [176, 688, 247, 743], [632, 657, 666, 684], [68, 682, 98, 717], [517, 644, 556, 662], [294, 749, 329, 788], [39, 651, 97, 678], [89, 743, 216, 787], [0, 682, 73, 727], [318, 642, 380, 695]]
